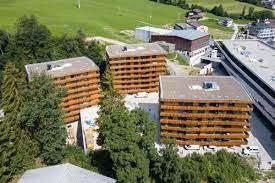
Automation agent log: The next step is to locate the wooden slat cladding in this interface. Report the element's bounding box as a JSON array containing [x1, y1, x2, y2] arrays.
[[54, 70, 100, 123], [160, 100, 253, 146], [107, 54, 167, 94]]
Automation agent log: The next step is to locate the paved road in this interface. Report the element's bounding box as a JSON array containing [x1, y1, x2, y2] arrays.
[[249, 112, 275, 170], [231, 24, 238, 40], [85, 36, 126, 45], [166, 60, 185, 76]]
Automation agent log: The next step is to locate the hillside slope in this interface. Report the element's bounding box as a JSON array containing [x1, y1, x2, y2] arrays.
[[186, 0, 275, 15], [0, 0, 185, 41]]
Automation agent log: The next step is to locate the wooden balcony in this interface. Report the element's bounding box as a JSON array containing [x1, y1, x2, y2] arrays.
[[168, 139, 248, 146], [160, 132, 249, 139], [160, 105, 253, 112], [65, 115, 80, 123], [160, 119, 249, 126], [64, 79, 99, 90], [160, 112, 251, 120], [160, 126, 249, 133], [118, 88, 159, 94], [67, 85, 99, 95], [114, 82, 159, 89], [113, 67, 166, 75], [63, 100, 100, 114], [63, 90, 100, 102], [61, 94, 100, 108], [55, 73, 99, 84], [109, 57, 166, 65], [114, 72, 165, 79], [110, 63, 166, 70], [113, 77, 160, 84]]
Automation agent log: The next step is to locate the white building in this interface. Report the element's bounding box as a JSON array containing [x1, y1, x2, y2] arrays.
[[135, 26, 172, 42], [125, 92, 159, 122], [218, 18, 233, 27], [80, 106, 101, 154], [0, 109, 4, 119]]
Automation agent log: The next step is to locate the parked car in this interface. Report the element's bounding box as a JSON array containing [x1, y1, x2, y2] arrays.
[[203, 145, 217, 151], [246, 146, 259, 153], [242, 146, 259, 156], [184, 145, 200, 150], [242, 148, 251, 156]]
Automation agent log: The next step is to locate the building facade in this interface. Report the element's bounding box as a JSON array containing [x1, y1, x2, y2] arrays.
[[159, 76, 253, 146], [151, 30, 210, 65], [174, 22, 208, 33], [106, 43, 167, 94], [25, 57, 100, 123], [216, 40, 275, 126], [218, 18, 233, 27], [248, 19, 275, 39]]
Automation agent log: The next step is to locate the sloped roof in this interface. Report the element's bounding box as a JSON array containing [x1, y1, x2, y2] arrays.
[[18, 163, 116, 183]]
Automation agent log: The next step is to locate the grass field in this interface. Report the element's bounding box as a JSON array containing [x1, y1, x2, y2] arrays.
[[186, 0, 275, 15], [199, 19, 234, 39], [0, 0, 186, 42]]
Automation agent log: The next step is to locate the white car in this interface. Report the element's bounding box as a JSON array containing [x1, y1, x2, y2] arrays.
[[242, 148, 251, 156], [184, 145, 200, 150], [246, 146, 259, 153], [203, 145, 217, 152]]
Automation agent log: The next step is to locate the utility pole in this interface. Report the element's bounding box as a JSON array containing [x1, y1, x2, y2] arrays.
[[77, 0, 80, 9]]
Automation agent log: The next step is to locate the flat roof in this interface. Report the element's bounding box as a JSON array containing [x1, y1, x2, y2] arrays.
[[222, 40, 275, 90], [167, 29, 209, 40], [106, 43, 167, 59], [25, 57, 99, 78], [136, 26, 209, 40], [135, 26, 172, 35], [160, 76, 252, 102]]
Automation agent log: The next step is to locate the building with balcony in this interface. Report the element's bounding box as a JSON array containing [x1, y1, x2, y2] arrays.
[[159, 76, 253, 146], [25, 57, 100, 123], [106, 43, 167, 94]]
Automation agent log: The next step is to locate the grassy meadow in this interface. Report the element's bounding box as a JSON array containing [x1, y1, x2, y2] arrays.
[[186, 0, 275, 15], [0, 0, 186, 41]]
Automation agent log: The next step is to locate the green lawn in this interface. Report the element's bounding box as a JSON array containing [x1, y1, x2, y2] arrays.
[[167, 52, 188, 65], [186, 0, 275, 15], [199, 19, 234, 39], [0, 0, 186, 42]]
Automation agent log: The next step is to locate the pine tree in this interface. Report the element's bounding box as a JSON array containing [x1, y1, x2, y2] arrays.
[[18, 73, 67, 165], [103, 105, 150, 183], [97, 67, 124, 146], [152, 142, 182, 183], [0, 63, 35, 182]]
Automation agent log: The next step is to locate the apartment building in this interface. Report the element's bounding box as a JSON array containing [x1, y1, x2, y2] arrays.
[[25, 57, 100, 123], [159, 76, 253, 146], [106, 43, 167, 94]]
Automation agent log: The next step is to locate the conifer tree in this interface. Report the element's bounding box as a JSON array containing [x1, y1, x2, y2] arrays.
[[18, 73, 67, 165], [0, 63, 35, 183]]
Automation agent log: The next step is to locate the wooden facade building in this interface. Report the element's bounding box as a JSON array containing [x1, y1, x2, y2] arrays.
[[25, 57, 100, 123], [159, 76, 253, 146], [106, 43, 167, 94]]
